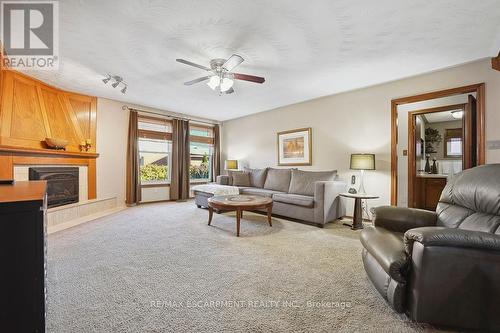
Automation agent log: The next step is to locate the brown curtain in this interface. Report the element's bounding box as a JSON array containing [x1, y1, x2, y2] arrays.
[[171, 119, 190, 200], [212, 124, 221, 181], [126, 110, 141, 206]]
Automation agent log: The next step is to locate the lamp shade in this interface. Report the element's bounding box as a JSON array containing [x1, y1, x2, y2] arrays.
[[350, 154, 375, 170], [224, 159, 238, 170]]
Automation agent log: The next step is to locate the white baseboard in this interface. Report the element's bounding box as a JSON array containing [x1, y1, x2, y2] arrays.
[[48, 206, 127, 234]]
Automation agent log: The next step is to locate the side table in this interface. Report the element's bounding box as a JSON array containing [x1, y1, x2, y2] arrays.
[[339, 193, 379, 230]]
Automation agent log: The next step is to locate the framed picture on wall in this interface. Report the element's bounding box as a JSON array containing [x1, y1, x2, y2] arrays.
[[277, 127, 312, 166]]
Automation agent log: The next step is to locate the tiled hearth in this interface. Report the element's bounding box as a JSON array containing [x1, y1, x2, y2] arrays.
[[46, 197, 123, 234]]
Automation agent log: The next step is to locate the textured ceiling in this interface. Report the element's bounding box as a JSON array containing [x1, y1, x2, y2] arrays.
[[424, 110, 463, 123], [23, 0, 500, 121]]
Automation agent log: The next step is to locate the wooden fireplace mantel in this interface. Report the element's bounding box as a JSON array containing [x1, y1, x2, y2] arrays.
[[0, 148, 98, 199], [0, 145, 99, 158]]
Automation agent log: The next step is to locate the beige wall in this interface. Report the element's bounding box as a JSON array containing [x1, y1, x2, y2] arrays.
[[221, 59, 500, 214], [96, 98, 130, 206]]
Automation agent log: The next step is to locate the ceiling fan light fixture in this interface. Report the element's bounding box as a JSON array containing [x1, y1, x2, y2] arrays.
[[451, 110, 464, 119], [220, 78, 234, 92], [207, 76, 220, 90]]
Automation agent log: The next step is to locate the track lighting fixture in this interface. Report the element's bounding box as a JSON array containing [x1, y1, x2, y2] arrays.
[[102, 74, 127, 94]]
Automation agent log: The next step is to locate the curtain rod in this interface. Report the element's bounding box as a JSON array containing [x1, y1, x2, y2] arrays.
[[121, 105, 218, 126]]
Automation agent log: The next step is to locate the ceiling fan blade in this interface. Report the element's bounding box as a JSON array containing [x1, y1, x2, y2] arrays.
[[224, 87, 234, 94], [184, 76, 211, 86], [233, 73, 265, 84], [176, 58, 211, 71], [222, 54, 244, 71]]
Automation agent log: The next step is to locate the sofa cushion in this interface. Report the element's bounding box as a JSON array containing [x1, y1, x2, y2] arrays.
[[264, 168, 292, 192], [289, 169, 337, 196], [232, 172, 250, 187], [244, 167, 268, 188], [239, 187, 283, 198], [273, 193, 314, 208], [227, 170, 243, 186], [360, 226, 408, 283]]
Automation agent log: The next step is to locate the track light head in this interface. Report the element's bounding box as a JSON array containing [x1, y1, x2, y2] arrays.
[[102, 75, 111, 84], [112, 81, 120, 88], [121, 85, 127, 94]]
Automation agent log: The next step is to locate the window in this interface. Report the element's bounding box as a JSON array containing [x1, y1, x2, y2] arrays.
[[444, 128, 462, 158], [138, 117, 172, 185], [189, 124, 214, 182]]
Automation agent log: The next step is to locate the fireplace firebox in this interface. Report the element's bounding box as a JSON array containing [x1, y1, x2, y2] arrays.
[[29, 167, 79, 208]]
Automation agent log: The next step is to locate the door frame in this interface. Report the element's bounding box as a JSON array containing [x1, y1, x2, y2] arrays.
[[390, 83, 485, 205], [407, 103, 466, 208]]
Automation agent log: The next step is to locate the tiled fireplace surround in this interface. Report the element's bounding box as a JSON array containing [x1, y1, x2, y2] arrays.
[[13, 164, 120, 233]]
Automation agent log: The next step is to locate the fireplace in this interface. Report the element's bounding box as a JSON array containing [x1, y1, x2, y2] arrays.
[[29, 167, 79, 208]]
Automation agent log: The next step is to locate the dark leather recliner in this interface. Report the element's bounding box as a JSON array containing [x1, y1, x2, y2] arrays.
[[360, 164, 500, 331]]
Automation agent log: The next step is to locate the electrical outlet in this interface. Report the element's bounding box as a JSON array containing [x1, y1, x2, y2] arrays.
[[487, 140, 500, 150]]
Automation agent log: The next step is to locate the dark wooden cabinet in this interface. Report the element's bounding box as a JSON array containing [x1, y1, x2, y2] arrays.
[[0, 181, 47, 332], [415, 176, 447, 211]]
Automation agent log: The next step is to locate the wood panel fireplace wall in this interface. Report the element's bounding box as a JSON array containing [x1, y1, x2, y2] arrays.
[[0, 67, 99, 199]]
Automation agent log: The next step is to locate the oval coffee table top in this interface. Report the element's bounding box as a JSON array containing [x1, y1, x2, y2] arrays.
[[208, 194, 272, 207]]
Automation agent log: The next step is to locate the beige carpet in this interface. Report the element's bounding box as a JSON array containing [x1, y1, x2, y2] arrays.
[[47, 201, 442, 332]]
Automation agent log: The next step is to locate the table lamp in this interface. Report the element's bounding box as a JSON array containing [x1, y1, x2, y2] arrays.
[[350, 154, 375, 195], [224, 159, 239, 171]]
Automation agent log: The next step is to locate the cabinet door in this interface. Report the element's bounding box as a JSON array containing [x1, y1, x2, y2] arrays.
[[0, 201, 46, 332], [425, 178, 447, 210]]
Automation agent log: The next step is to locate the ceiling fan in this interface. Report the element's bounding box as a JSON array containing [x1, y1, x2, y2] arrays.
[[176, 54, 265, 94]]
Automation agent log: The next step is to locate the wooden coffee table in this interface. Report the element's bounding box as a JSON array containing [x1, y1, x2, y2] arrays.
[[207, 195, 273, 237]]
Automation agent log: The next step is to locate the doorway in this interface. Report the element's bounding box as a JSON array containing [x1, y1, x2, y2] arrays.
[[407, 100, 475, 210], [390, 83, 485, 207]]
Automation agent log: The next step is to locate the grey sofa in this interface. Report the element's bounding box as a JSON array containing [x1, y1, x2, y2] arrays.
[[210, 168, 346, 227], [360, 164, 500, 331]]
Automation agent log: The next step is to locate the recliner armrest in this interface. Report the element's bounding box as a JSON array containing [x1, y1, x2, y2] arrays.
[[404, 227, 500, 254], [373, 206, 437, 233], [216, 175, 230, 185]]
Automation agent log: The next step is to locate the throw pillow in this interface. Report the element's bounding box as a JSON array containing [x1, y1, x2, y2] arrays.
[[263, 168, 292, 192], [231, 172, 251, 187], [244, 167, 268, 188], [227, 170, 243, 186]]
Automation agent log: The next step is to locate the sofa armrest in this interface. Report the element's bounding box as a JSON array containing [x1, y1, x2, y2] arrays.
[[404, 227, 500, 254], [313, 180, 347, 224], [373, 206, 437, 233], [216, 175, 230, 185]]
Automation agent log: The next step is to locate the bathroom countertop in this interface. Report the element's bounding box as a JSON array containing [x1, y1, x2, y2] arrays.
[[416, 173, 449, 179]]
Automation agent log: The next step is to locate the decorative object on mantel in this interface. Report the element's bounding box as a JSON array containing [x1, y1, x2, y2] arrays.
[[102, 74, 127, 94], [79, 139, 92, 152], [277, 128, 312, 166], [45, 138, 69, 150]]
